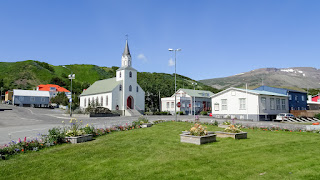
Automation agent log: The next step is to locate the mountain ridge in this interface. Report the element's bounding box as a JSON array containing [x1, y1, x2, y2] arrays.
[[200, 67, 320, 90]]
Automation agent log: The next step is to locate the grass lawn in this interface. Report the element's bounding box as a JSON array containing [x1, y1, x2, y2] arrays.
[[1, 122, 320, 180]]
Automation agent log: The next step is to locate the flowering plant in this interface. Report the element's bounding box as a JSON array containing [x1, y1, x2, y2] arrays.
[[224, 124, 242, 133], [189, 124, 208, 136], [223, 121, 231, 125], [65, 118, 84, 137]]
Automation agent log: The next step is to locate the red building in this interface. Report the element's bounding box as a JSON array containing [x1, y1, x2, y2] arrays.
[[37, 84, 70, 98]]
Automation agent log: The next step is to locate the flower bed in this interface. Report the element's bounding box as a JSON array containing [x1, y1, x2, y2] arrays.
[[215, 131, 247, 139], [180, 123, 216, 145]]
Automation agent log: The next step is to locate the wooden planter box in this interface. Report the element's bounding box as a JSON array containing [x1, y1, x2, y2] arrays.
[[65, 134, 93, 144], [141, 123, 153, 128], [215, 131, 247, 139], [218, 124, 230, 129], [180, 133, 216, 145]]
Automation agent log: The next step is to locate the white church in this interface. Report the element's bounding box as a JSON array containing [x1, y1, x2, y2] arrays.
[[79, 40, 145, 116]]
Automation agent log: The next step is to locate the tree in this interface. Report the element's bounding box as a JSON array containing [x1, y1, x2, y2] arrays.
[[50, 92, 68, 106]]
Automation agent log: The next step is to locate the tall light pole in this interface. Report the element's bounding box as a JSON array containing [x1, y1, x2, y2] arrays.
[[168, 48, 181, 122], [192, 82, 197, 120], [63, 66, 75, 117]]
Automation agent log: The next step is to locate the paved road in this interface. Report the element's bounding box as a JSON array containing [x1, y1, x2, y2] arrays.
[[0, 104, 309, 145]]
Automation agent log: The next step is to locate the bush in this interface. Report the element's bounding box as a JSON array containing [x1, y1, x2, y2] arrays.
[[176, 111, 184, 115], [153, 111, 161, 115], [200, 111, 208, 115], [144, 112, 153, 115], [160, 111, 170, 115], [47, 127, 65, 144], [315, 113, 320, 119]]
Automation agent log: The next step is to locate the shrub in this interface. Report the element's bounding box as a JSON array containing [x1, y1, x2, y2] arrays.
[[200, 111, 208, 115], [176, 111, 184, 115], [47, 127, 65, 144], [224, 124, 242, 133], [223, 121, 231, 125], [160, 111, 170, 115], [314, 113, 320, 119], [153, 111, 161, 115], [189, 124, 208, 136]]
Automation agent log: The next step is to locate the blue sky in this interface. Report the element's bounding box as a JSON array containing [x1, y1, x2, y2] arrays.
[[1, 0, 320, 80]]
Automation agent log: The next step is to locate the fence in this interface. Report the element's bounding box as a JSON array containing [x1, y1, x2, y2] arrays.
[[290, 110, 320, 117]]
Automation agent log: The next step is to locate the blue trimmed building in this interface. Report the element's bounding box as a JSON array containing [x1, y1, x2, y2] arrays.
[[254, 86, 307, 110]]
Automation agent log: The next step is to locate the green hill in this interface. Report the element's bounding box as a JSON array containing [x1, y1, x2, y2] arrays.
[[0, 60, 219, 111]]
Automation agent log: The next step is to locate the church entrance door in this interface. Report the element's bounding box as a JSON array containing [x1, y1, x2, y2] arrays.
[[127, 96, 134, 109]]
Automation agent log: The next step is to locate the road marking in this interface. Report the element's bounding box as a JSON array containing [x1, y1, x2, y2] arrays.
[[20, 118, 42, 122], [27, 108, 35, 115]]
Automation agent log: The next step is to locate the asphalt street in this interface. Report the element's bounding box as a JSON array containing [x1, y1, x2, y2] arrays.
[[0, 104, 308, 146]]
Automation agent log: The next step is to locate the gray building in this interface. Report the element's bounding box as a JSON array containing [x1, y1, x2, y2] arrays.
[[13, 89, 50, 107]]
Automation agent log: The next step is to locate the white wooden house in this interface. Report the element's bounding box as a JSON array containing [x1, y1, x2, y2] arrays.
[[211, 87, 289, 121]]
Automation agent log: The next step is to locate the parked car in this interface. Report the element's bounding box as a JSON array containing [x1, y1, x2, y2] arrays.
[[276, 113, 295, 120]]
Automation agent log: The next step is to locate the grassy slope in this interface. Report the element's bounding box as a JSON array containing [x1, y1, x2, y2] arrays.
[[1, 122, 320, 179]]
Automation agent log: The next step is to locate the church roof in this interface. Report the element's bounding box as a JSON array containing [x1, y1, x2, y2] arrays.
[[176, 89, 214, 98], [117, 66, 137, 71], [80, 77, 121, 96], [122, 40, 130, 56]]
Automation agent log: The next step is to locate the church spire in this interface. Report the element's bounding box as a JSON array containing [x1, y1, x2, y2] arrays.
[[122, 36, 130, 56], [121, 37, 132, 67]]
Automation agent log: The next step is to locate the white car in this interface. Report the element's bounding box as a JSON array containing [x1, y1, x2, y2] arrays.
[[276, 113, 295, 120]]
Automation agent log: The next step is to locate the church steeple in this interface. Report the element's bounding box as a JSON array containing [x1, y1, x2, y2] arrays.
[[121, 39, 132, 67], [122, 39, 130, 56]]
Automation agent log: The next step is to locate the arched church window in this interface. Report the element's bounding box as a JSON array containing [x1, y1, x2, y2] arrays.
[[136, 86, 139, 92], [119, 72, 121, 78], [96, 97, 99, 106], [84, 98, 86, 107], [129, 85, 132, 92], [119, 85, 122, 91], [106, 96, 108, 106], [129, 71, 132, 78], [101, 96, 103, 106]]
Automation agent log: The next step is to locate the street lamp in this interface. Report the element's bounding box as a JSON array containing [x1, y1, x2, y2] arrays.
[[63, 66, 75, 117], [192, 82, 197, 120], [168, 48, 181, 122]]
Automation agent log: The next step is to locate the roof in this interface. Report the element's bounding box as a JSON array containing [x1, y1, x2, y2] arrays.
[[80, 77, 121, 96], [211, 87, 288, 98], [13, 89, 50, 97], [117, 66, 137, 71], [255, 86, 306, 94], [122, 40, 130, 56], [37, 84, 70, 92], [176, 89, 214, 98]]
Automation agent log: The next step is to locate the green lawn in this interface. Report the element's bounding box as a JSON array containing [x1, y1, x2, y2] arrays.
[[1, 122, 320, 180]]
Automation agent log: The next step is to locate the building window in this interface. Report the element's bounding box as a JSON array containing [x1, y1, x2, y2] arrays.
[[295, 95, 298, 101], [88, 98, 90, 106], [101, 96, 103, 106], [19, 96, 24, 101], [96, 97, 99, 106], [106, 96, 108, 106], [221, 99, 227, 110], [270, 98, 275, 110], [84, 98, 86, 107], [214, 103, 219, 111], [239, 98, 246, 110], [171, 102, 174, 108], [276, 98, 280, 110], [30, 97, 35, 102], [261, 97, 267, 110], [91, 97, 94, 105], [166, 102, 169, 108], [119, 72, 121, 78], [289, 95, 292, 100], [281, 99, 286, 110], [50, 87, 56, 91], [129, 85, 132, 92], [41, 97, 46, 102], [136, 86, 139, 92], [129, 71, 132, 78], [302, 96, 305, 101], [119, 85, 122, 91]]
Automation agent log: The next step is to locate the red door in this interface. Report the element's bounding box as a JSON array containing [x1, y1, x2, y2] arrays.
[[127, 96, 134, 109]]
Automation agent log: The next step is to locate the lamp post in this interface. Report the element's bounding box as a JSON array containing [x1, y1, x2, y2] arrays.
[[168, 48, 181, 122], [63, 66, 75, 117], [192, 82, 197, 120]]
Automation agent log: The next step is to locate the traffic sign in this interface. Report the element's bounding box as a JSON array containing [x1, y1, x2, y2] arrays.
[[69, 98, 72, 103], [177, 102, 181, 108]]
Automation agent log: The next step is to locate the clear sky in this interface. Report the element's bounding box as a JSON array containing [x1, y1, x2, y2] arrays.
[[1, 0, 319, 80]]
